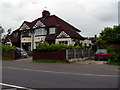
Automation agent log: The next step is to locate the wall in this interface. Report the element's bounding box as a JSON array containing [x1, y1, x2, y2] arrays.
[[99, 44, 120, 51], [80, 39, 92, 47], [33, 49, 66, 61], [56, 38, 75, 45], [2, 49, 16, 60]]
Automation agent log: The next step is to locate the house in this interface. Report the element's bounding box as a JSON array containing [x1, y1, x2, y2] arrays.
[[10, 10, 84, 51], [80, 35, 97, 49]]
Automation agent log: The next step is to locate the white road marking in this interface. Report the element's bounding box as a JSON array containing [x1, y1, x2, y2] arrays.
[[6, 67, 118, 77], [0, 83, 34, 90]]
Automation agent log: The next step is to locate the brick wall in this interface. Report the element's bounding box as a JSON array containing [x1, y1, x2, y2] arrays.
[[33, 49, 66, 61], [2, 49, 16, 60], [99, 44, 120, 51]]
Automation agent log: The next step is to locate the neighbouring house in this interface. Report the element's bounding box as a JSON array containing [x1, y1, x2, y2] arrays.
[[80, 35, 97, 49], [10, 10, 84, 51], [80, 37, 93, 49]]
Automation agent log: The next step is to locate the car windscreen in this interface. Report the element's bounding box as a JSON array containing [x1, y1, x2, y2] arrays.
[[96, 50, 107, 54]]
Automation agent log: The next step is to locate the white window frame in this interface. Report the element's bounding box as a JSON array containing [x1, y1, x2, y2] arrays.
[[35, 28, 46, 36], [59, 41, 68, 45], [49, 27, 55, 34]]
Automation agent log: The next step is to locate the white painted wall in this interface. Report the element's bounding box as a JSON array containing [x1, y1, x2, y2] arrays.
[[80, 39, 92, 47], [56, 38, 75, 45]]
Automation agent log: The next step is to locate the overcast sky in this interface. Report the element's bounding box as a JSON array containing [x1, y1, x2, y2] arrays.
[[0, 0, 119, 37]]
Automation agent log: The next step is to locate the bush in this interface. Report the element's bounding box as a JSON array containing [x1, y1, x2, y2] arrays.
[[102, 46, 120, 63], [36, 42, 84, 51], [109, 52, 120, 62], [0, 43, 15, 52]]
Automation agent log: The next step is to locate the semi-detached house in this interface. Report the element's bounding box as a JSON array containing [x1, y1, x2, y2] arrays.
[[10, 10, 84, 51]]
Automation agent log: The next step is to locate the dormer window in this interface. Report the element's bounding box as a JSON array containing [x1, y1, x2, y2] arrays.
[[49, 27, 55, 34]]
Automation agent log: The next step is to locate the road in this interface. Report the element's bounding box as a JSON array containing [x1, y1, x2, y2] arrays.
[[2, 60, 119, 89]]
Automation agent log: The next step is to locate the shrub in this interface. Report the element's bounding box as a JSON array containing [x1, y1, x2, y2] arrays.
[[0, 43, 15, 52], [109, 52, 120, 62], [103, 46, 120, 63], [36, 42, 84, 51]]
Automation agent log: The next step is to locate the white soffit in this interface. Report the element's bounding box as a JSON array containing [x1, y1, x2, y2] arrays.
[[33, 20, 45, 28], [20, 23, 30, 31], [57, 31, 70, 38]]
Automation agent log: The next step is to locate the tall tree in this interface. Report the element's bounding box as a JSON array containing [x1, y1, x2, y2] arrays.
[[95, 25, 120, 45], [0, 25, 5, 43]]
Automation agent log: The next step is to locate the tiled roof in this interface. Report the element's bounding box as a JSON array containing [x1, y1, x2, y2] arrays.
[[19, 11, 84, 40]]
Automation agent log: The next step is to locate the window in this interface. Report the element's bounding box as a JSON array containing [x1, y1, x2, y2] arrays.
[[59, 41, 68, 45], [35, 28, 46, 36], [13, 33, 18, 37], [49, 27, 55, 34], [21, 30, 31, 37]]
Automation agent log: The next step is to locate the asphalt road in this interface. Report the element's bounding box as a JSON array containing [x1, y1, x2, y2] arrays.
[[2, 60, 119, 89]]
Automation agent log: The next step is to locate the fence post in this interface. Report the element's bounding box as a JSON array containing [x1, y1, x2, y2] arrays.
[[74, 49, 76, 61], [88, 49, 90, 57], [66, 49, 68, 60], [82, 49, 84, 60]]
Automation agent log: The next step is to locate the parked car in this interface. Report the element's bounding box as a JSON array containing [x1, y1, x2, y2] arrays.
[[95, 49, 110, 61], [15, 47, 28, 58]]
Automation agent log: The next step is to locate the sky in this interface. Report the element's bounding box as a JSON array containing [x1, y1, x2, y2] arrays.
[[0, 0, 119, 37]]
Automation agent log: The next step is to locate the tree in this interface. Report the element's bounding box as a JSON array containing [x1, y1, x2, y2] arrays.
[[0, 25, 5, 43], [2, 28, 12, 44], [0, 25, 12, 44], [95, 25, 120, 45]]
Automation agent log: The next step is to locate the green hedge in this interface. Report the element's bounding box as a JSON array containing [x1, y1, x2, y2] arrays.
[[0, 43, 15, 52], [36, 42, 84, 51]]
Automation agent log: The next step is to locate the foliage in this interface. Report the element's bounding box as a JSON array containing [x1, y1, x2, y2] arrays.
[[106, 61, 120, 66], [0, 57, 11, 61], [109, 52, 120, 63], [95, 25, 120, 45], [33, 60, 69, 64], [36, 42, 84, 51], [0, 43, 15, 52]]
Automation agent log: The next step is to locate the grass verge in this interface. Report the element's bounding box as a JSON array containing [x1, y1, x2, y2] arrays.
[[33, 60, 70, 64], [0, 57, 11, 61], [106, 61, 120, 66]]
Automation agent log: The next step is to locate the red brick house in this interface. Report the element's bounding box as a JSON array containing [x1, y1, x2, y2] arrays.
[[10, 10, 84, 51]]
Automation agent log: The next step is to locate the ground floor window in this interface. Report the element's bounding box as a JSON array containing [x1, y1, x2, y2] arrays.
[[22, 43, 31, 51], [59, 41, 68, 45]]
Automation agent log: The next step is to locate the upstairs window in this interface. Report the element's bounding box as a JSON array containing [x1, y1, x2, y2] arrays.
[[35, 28, 46, 36], [13, 33, 18, 37], [49, 27, 55, 34], [21, 30, 31, 37]]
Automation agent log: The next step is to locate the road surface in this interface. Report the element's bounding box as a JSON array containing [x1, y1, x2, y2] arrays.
[[2, 60, 119, 89]]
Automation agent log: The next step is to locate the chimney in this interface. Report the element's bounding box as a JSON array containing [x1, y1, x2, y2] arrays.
[[95, 34, 97, 38], [42, 10, 50, 18]]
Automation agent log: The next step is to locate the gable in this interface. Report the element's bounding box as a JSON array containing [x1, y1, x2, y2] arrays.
[[33, 20, 45, 28], [57, 31, 70, 38], [20, 23, 30, 31]]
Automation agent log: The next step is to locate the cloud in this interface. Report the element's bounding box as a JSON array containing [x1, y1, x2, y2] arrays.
[[0, 0, 119, 37]]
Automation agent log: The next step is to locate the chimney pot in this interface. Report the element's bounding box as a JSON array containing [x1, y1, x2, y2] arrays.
[[42, 10, 50, 18]]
